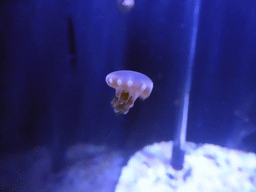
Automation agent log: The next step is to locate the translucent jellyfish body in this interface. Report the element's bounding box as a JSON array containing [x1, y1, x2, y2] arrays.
[[106, 70, 153, 114]]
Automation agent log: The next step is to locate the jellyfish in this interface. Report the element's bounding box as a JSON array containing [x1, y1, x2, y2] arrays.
[[117, 0, 135, 12], [105, 70, 153, 114]]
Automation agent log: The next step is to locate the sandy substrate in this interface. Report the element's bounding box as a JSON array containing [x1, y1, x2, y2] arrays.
[[116, 141, 256, 192], [1, 142, 256, 192]]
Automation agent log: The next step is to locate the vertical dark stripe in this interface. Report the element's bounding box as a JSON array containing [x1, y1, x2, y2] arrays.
[[68, 16, 77, 67]]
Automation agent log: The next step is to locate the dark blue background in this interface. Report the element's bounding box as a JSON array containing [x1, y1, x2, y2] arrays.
[[0, 0, 256, 172]]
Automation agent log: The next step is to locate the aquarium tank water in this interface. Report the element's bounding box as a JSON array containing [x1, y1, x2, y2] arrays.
[[0, 0, 256, 191]]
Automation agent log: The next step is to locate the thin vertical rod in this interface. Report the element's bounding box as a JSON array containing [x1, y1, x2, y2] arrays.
[[180, 0, 201, 149]]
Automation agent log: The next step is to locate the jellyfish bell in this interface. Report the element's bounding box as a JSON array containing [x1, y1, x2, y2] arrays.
[[117, 0, 135, 13], [105, 70, 153, 114]]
